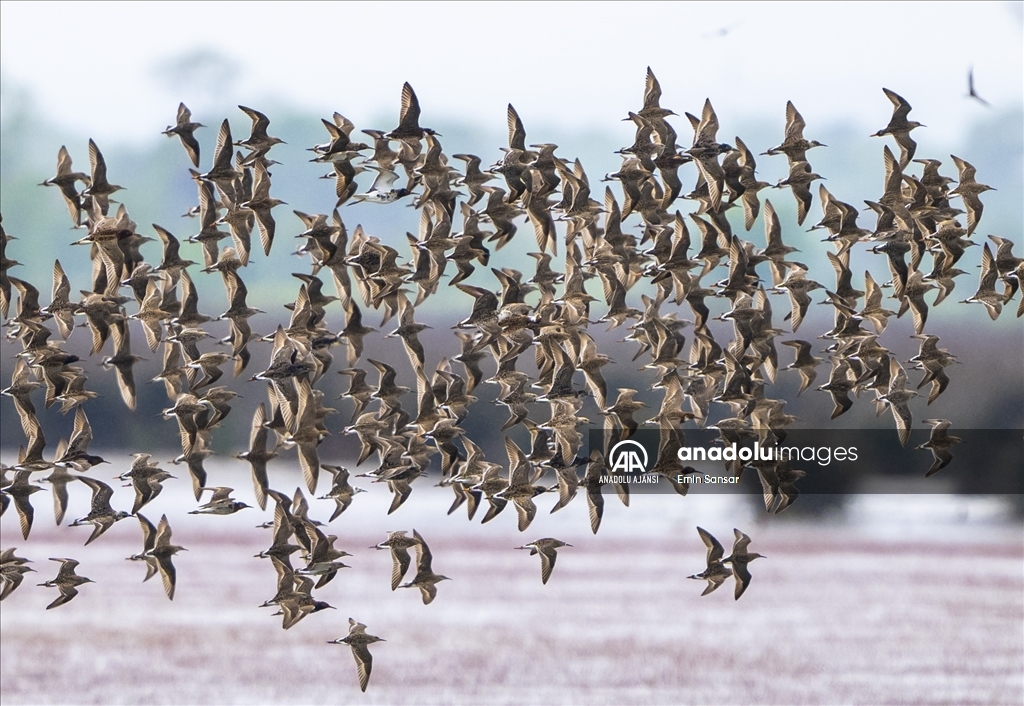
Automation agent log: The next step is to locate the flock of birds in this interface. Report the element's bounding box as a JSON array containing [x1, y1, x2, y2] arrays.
[[1, 69, 1017, 692]]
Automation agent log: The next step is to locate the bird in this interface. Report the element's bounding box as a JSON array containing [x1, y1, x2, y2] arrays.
[[966, 66, 990, 107], [350, 166, 411, 205], [40, 145, 90, 225], [631, 66, 677, 122], [129, 513, 187, 599], [872, 88, 924, 168], [387, 82, 437, 141], [298, 522, 351, 588], [339, 302, 376, 367], [328, 618, 386, 693], [1, 553, 35, 601], [81, 139, 124, 215], [495, 436, 547, 532], [236, 105, 285, 162], [758, 460, 806, 514], [311, 112, 368, 161], [188, 486, 251, 515], [916, 419, 963, 477], [907, 334, 958, 405], [240, 160, 285, 257], [386, 293, 431, 371], [38, 557, 94, 609], [235, 403, 279, 511], [3, 471, 43, 540], [758, 199, 800, 286], [900, 270, 936, 336], [858, 270, 897, 333], [398, 529, 449, 604], [780, 340, 823, 396], [878, 358, 918, 447], [961, 243, 1004, 320], [762, 101, 826, 165], [817, 359, 856, 420], [284, 378, 325, 495], [775, 161, 824, 226], [153, 223, 196, 276], [773, 268, 822, 333], [69, 477, 131, 545], [125, 467, 175, 515], [516, 538, 571, 585], [688, 527, 733, 596], [101, 322, 143, 411], [721, 529, 765, 600], [200, 119, 241, 196], [162, 102, 204, 166], [274, 573, 336, 630]]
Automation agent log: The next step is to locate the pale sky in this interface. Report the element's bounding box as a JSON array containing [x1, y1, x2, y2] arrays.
[[2, 1, 1021, 145]]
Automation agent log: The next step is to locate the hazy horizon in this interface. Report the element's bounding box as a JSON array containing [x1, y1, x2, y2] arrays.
[[2, 2, 1022, 145]]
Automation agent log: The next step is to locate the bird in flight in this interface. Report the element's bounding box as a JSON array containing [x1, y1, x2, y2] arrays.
[[966, 66, 990, 107]]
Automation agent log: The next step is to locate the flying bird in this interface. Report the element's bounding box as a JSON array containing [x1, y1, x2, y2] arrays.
[[516, 538, 571, 585], [966, 66, 990, 106], [688, 527, 733, 596], [38, 557, 94, 609], [328, 618, 386, 693]]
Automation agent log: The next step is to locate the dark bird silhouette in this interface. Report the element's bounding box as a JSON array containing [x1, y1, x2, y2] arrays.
[[966, 66, 990, 107]]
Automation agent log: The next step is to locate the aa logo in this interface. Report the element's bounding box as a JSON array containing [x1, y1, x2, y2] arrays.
[[609, 439, 649, 474]]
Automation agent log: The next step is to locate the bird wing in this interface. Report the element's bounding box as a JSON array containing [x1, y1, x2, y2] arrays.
[[155, 513, 174, 547], [514, 496, 537, 533], [80, 476, 114, 513], [697, 526, 725, 564], [733, 562, 753, 600], [398, 82, 421, 131], [351, 643, 373, 692], [890, 400, 913, 447], [47, 585, 79, 610], [504, 436, 529, 486], [137, 512, 158, 552], [391, 546, 412, 591], [538, 545, 558, 585], [13, 492, 35, 540], [156, 554, 177, 600], [418, 581, 438, 605]]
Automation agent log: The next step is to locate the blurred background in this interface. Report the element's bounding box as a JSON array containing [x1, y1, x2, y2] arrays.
[[1, 2, 1022, 704]]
